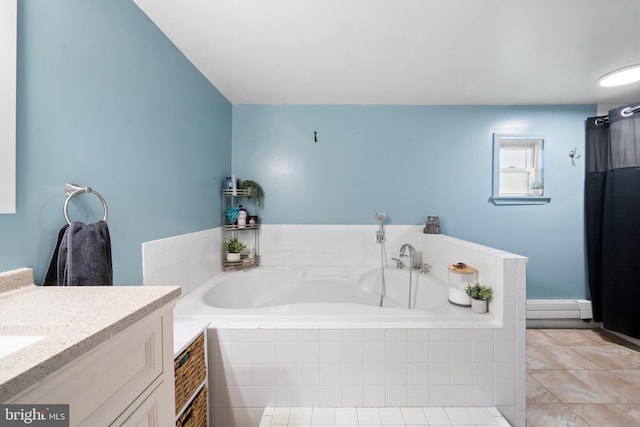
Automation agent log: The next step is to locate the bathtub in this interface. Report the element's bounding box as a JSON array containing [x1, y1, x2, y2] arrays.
[[151, 228, 524, 426], [174, 266, 498, 328]]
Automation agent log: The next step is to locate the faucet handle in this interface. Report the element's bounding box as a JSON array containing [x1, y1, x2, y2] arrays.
[[420, 263, 432, 274], [391, 257, 405, 269]]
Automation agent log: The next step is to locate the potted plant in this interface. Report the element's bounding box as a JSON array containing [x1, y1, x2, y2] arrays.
[[239, 179, 264, 210], [225, 237, 246, 262], [530, 180, 543, 196], [465, 283, 493, 314]]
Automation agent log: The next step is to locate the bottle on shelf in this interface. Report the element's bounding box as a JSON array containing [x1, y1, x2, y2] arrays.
[[237, 205, 248, 228]]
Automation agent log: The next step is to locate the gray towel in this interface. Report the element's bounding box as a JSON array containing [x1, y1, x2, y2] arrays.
[[42, 223, 69, 286], [57, 221, 113, 286]]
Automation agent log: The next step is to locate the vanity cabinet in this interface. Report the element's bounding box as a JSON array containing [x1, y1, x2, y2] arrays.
[[8, 303, 175, 427], [222, 189, 260, 270], [174, 320, 209, 427]]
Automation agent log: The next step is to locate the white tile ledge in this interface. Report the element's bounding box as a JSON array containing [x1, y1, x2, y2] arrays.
[[259, 406, 511, 426]]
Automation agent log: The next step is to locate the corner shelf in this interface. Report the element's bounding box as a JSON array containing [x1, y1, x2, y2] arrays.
[[222, 189, 260, 271], [222, 189, 251, 197], [223, 255, 261, 271], [223, 224, 261, 231]]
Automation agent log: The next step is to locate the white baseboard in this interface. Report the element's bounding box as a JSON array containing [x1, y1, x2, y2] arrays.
[[526, 299, 592, 320]]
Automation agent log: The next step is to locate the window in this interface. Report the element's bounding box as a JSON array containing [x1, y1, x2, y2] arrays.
[[491, 134, 550, 205], [499, 139, 541, 196]]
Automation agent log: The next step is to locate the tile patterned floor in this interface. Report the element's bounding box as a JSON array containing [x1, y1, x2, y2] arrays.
[[527, 328, 640, 427]]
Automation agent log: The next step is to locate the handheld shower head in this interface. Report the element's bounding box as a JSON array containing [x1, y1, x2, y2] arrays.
[[375, 213, 387, 243]]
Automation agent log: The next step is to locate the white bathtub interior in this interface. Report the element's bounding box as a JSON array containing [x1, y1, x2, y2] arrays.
[[176, 266, 500, 329], [144, 225, 527, 426]]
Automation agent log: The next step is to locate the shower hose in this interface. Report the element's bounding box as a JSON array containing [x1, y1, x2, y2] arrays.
[[379, 241, 386, 307]]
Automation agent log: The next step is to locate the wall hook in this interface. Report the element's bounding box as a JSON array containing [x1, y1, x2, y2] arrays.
[[313, 131, 318, 143], [568, 147, 581, 165]]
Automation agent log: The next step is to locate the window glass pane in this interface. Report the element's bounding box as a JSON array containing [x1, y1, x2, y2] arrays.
[[500, 149, 528, 168], [500, 171, 530, 195]]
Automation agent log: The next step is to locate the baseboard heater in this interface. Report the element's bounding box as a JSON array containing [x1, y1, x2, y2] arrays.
[[526, 299, 593, 320]]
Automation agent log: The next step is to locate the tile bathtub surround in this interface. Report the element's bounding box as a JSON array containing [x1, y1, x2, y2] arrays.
[[142, 228, 223, 295], [259, 225, 499, 272], [161, 224, 526, 426], [526, 328, 640, 427], [260, 225, 523, 324], [259, 406, 511, 426], [208, 324, 525, 426], [144, 224, 521, 323]]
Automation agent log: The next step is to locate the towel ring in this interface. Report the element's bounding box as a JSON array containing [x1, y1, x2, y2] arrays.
[[63, 184, 108, 225]]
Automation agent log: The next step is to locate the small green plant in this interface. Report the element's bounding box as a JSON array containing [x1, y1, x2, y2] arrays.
[[530, 180, 543, 190], [240, 179, 264, 208], [225, 237, 246, 254], [465, 283, 493, 301]]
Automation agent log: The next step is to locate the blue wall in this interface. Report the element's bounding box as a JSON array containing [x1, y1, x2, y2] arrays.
[[1, 0, 597, 299], [232, 105, 596, 299], [0, 0, 231, 284]]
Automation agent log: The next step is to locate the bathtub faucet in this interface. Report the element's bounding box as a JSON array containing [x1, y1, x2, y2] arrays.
[[399, 244, 418, 270]]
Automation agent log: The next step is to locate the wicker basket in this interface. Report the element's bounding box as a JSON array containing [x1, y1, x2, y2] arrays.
[[175, 333, 206, 415], [176, 386, 208, 427]]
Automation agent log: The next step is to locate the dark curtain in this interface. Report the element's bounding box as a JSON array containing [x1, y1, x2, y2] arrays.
[[586, 103, 640, 338], [585, 116, 609, 322]]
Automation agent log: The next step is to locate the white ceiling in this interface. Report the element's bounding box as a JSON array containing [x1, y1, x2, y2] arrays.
[[134, 0, 640, 106]]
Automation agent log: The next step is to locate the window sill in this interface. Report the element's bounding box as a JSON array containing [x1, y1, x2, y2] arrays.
[[489, 196, 551, 206]]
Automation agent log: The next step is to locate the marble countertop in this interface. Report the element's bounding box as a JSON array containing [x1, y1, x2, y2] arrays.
[[0, 269, 181, 402]]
